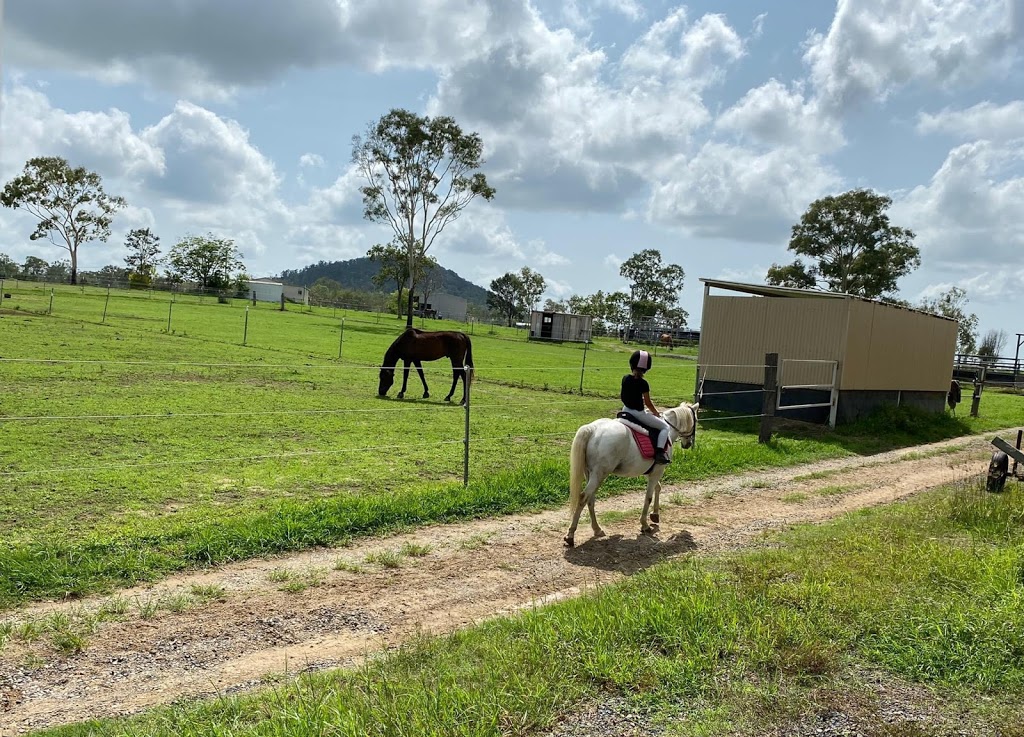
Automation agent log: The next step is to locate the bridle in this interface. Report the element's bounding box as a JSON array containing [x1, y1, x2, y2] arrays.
[[664, 403, 698, 445]]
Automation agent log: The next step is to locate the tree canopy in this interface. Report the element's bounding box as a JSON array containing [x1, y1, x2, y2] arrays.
[[767, 188, 920, 300], [917, 286, 979, 355], [486, 267, 549, 326], [353, 108, 495, 327], [618, 249, 687, 324], [166, 234, 245, 291], [488, 272, 526, 326], [367, 241, 438, 317], [1, 156, 126, 285], [123, 228, 162, 288]]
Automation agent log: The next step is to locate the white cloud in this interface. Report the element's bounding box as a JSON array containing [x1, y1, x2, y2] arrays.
[[917, 101, 1024, 141], [0, 84, 163, 182], [804, 0, 1018, 112], [716, 79, 844, 153], [299, 153, 325, 168], [604, 254, 623, 271], [894, 139, 1024, 287], [647, 143, 841, 241], [430, 6, 750, 213]]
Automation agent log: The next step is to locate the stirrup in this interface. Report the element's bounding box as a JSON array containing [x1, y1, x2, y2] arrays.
[[654, 451, 671, 465]]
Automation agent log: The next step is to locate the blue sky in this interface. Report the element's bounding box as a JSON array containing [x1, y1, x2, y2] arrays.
[[1, 0, 1021, 346]]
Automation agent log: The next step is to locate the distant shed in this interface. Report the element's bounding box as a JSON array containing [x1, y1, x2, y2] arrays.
[[247, 279, 284, 303], [529, 310, 593, 343], [696, 279, 958, 426]]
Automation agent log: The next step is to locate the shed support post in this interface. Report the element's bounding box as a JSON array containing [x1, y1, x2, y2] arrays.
[[759, 353, 778, 444], [828, 361, 840, 429]]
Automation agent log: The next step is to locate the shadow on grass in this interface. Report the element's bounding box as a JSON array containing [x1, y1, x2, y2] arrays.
[[564, 529, 696, 575]]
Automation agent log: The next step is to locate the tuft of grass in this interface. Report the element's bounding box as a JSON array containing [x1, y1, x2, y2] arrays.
[[333, 558, 365, 574], [458, 533, 491, 550], [781, 493, 810, 503], [814, 484, 852, 497], [400, 542, 431, 557], [364, 550, 403, 569], [189, 584, 226, 602]]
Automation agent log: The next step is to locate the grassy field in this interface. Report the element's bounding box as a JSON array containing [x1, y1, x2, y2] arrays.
[[1, 282, 1022, 609], [32, 478, 1024, 737]]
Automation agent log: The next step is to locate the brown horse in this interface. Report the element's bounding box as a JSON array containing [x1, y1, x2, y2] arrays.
[[659, 333, 674, 350], [378, 328, 475, 404]]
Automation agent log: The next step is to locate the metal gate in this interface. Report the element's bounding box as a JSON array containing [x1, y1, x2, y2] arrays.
[[776, 358, 839, 427]]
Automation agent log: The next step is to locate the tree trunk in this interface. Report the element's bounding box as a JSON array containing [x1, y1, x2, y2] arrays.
[[70, 248, 78, 285], [406, 288, 415, 328]]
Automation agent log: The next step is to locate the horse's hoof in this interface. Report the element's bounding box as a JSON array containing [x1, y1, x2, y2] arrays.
[[564, 536, 575, 548], [650, 513, 660, 524], [397, 393, 405, 399], [593, 528, 606, 539], [423, 392, 430, 399]]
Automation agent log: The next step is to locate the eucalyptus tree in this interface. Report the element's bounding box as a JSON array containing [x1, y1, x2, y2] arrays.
[[353, 108, 495, 328]]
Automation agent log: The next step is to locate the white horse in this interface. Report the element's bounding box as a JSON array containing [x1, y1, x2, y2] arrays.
[[564, 401, 699, 548]]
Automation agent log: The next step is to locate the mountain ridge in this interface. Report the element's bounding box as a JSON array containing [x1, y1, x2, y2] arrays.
[[277, 257, 491, 307]]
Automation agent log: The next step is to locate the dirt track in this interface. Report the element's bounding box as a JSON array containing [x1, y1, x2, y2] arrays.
[[0, 431, 1011, 734]]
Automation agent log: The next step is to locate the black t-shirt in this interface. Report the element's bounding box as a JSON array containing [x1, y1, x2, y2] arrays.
[[620, 374, 649, 412]]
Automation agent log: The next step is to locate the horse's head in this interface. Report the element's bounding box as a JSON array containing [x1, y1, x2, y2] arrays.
[[378, 367, 395, 396], [666, 401, 699, 449]]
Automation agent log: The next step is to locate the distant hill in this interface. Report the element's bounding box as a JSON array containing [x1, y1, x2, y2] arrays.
[[277, 257, 491, 307]]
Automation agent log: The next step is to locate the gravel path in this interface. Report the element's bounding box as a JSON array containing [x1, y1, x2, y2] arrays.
[[0, 430, 1014, 735]]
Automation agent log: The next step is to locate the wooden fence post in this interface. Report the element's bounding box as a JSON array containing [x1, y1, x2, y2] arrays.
[[970, 365, 987, 417], [759, 352, 778, 444]]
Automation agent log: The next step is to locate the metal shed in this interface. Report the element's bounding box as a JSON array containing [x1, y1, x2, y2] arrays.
[[529, 310, 594, 343], [696, 279, 958, 426], [246, 279, 284, 303]]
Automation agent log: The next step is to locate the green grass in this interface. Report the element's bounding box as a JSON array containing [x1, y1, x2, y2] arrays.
[[34, 478, 1024, 736], [2, 288, 1022, 610]]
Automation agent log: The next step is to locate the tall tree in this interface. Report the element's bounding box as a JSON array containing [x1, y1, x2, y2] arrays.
[[1, 157, 126, 284], [518, 266, 546, 313], [488, 272, 525, 326], [166, 234, 244, 291], [367, 241, 438, 317], [977, 329, 1008, 360], [22, 255, 49, 279], [917, 286, 979, 355], [0, 253, 18, 278], [353, 108, 495, 328], [123, 228, 162, 288], [767, 188, 920, 300], [618, 249, 686, 321]]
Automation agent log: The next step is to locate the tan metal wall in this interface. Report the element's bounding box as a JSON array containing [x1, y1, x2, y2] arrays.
[[698, 296, 847, 386], [841, 301, 957, 391]]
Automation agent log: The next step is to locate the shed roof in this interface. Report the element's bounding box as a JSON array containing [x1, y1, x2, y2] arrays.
[[699, 278, 955, 322]]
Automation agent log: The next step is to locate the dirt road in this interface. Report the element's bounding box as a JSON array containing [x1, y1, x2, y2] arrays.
[[0, 432, 1008, 734]]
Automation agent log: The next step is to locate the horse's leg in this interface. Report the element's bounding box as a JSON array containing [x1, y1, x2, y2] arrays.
[[445, 364, 459, 402], [650, 478, 662, 525], [640, 468, 665, 534], [398, 359, 411, 399], [566, 473, 606, 545], [585, 475, 606, 539], [414, 361, 429, 398]]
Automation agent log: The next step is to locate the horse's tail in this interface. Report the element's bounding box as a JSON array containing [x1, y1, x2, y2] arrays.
[[568, 423, 593, 519], [463, 334, 475, 387]]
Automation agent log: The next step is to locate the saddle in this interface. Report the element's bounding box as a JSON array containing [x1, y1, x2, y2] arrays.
[[616, 412, 670, 460]]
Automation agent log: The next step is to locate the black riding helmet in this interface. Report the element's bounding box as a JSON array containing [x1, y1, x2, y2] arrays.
[[629, 350, 652, 373]]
